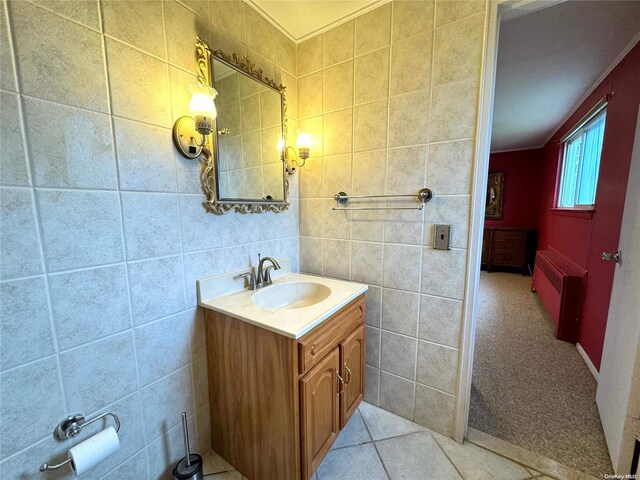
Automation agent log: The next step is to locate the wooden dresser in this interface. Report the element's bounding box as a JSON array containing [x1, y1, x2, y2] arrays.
[[482, 228, 536, 275]]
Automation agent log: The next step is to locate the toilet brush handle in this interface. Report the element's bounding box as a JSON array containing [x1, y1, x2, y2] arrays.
[[182, 412, 191, 467]]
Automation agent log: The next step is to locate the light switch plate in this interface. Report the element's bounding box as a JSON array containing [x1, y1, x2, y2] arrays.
[[434, 225, 452, 250]]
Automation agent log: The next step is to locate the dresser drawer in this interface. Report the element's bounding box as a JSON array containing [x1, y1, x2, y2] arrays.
[[493, 239, 526, 252], [298, 295, 365, 375], [493, 231, 526, 251], [493, 230, 526, 244], [491, 249, 526, 266]]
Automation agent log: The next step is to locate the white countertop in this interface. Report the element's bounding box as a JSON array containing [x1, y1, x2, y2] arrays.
[[196, 260, 368, 339]]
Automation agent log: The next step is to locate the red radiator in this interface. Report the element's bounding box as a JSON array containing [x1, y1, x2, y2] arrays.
[[531, 249, 586, 343]]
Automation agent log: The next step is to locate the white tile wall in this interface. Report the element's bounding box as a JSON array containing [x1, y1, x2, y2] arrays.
[[298, 0, 487, 437], [0, 1, 297, 478]]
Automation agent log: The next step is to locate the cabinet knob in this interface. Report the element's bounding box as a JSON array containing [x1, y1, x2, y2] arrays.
[[310, 344, 316, 355]]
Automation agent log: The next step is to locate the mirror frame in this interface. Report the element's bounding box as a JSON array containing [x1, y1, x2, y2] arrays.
[[196, 37, 290, 214], [485, 172, 504, 219]]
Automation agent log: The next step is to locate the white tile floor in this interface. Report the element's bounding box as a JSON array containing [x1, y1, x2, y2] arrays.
[[201, 402, 592, 480]]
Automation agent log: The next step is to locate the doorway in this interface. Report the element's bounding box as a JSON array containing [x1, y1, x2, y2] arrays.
[[456, 0, 640, 477]]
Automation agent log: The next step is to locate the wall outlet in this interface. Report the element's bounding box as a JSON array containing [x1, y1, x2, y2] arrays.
[[434, 225, 452, 250]]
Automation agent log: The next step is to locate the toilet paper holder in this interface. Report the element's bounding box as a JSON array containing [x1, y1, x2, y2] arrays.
[[53, 411, 121, 440], [39, 411, 121, 472]]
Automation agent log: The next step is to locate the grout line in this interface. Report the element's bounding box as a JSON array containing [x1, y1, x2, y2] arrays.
[[0, 253, 173, 284], [29, 185, 176, 194], [174, 0, 209, 21], [97, 446, 147, 479], [411, 3, 434, 413], [3, 284, 195, 366], [436, 9, 487, 31], [8, 90, 170, 130], [176, 67, 215, 441], [428, 429, 468, 479], [346, 21, 356, 284], [0, 350, 58, 377], [0, 417, 62, 465], [373, 366, 381, 405], [1, 0, 19, 95], [375, 367, 456, 398], [21, 0, 103, 33], [96, 1, 111, 117], [371, 440, 392, 479], [6, 0, 71, 416], [465, 435, 564, 480], [163, 0, 192, 373], [368, 323, 459, 352], [101, 15, 147, 452], [357, 405, 392, 479]]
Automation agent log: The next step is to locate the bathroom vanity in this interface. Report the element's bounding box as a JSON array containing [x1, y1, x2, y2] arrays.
[[197, 262, 367, 479]]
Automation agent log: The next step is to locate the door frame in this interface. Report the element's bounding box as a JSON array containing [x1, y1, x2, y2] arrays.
[[454, 0, 566, 442]]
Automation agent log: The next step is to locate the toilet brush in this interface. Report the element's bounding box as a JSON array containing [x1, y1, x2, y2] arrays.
[[172, 412, 203, 480]]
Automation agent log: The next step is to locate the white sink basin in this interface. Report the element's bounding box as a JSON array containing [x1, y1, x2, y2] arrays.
[[252, 281, 331, 310], [198, 266, 368, 338]]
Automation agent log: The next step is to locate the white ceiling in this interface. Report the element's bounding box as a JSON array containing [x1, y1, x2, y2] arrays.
[[491, 0, 640, 152], [248, 0, 387, 42]]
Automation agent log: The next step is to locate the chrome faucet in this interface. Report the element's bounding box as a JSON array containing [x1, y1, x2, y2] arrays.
[[256, 255, 281, 289], [237, 254, 281, 290]]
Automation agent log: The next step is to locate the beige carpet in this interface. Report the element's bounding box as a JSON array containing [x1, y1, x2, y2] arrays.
[[469, 271, 613, 478]]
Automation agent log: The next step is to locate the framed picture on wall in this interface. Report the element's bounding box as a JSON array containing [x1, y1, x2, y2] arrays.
[[485, 172, 504, 219]]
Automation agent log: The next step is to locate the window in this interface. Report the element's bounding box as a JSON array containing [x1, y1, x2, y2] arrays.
[[557, 107, 606, 208]]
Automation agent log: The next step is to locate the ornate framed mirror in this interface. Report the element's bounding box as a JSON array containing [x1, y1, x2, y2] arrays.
[[485, 172, 504, 219], [194, 37, 290, 214]]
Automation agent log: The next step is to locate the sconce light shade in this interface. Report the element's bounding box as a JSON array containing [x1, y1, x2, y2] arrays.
[[282, 130, 312, 175], [296, 130, 311, 160], [188, 83, 218, 135], [173, 83, 218, 159]]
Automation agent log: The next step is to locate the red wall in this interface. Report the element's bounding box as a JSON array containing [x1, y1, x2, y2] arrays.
[[536, 43, 640, 369], [485, 149, 543, 229]]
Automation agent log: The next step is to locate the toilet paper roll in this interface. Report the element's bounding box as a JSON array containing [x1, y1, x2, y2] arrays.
[[68, 426, 120, 476]]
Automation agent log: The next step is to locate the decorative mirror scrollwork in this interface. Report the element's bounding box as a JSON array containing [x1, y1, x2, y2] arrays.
[[194, 36, 290, 214]]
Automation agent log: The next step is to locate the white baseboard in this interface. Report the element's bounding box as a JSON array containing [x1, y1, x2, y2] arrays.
[[576, 343, 599, 382]]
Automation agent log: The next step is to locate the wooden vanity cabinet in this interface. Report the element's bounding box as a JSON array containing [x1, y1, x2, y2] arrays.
[[204, 294, 366, 480]]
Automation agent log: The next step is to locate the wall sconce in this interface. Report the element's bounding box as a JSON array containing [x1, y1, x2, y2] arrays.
[[283, 129, 312, 175], [173, 83, 218, 159]]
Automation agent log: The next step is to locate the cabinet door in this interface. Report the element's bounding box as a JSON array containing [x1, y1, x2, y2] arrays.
[[300, 348, 340, 479], [340, 325, 365, 428]]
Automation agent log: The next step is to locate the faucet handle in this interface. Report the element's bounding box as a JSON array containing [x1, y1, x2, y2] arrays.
[[236, 271, 256, 290]]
